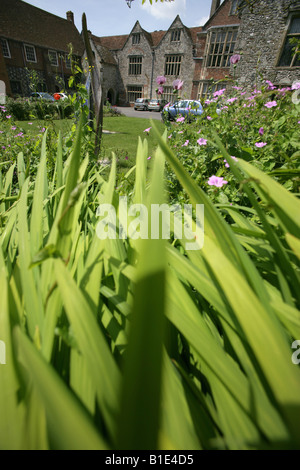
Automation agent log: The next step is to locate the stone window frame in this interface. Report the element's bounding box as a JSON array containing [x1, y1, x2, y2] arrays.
[[132, 33, 141, 45], [48, 50, 59, 67], [204, 27, 238, 68], [170, 29, 182, 43], [1, 38, 11, 59], [197, 81, 226, 99], [128, 55, 143, 75], [277, 13, 300, 68], [24, 44, 37, 63], [127, 85, 143, 103], [165, 54, 182, 76]]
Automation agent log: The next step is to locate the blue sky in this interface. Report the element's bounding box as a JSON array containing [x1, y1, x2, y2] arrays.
[[23, 0, 223, 37]]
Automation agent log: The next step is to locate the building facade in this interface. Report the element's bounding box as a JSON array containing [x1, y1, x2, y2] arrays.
[[91, 0, 242, 105], [0, 0, 299, 102], [234, 0, 300, 88], [0, 0, 84, 97]]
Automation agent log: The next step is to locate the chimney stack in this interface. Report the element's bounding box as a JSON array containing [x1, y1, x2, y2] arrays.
[[210, 0, 221, 17], [66, 11, 74, 24]]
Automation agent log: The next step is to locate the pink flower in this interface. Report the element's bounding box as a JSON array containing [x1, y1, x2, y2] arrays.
[[265, 80, 276, 90], [157, 86, 164, 95], [197, 138, 207, 146], [173, 79, 184, 90], [227, 97, 237, 104], [28, 122, 33, 125], [224, 156, 238, 167], [259, 127, 264, 135], [144, 127, 152, 134], [208, 176, 228, 188], [6, 115, 11, 119], [125, 156, 129, 160], [156, 76, 166, 85], [176, 116, 185, 123], [11, 126, 17, 130], [147, 156, 151, 160], [182, 140, 189, 147], [291, 82, 300, 90], [232, 86, 242, 90], [213, 88, 226, 97], [255, 142, 267, 148], [207, 116, 212, 120], [230, 54, 241, 65], [264, 101, 277, 108]]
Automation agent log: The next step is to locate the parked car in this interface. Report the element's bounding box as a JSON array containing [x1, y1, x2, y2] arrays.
[[30, 92, 55, 101], [162, 99, 203, 121], [148, 99, 167, 112], [134, 98, 150, 111]]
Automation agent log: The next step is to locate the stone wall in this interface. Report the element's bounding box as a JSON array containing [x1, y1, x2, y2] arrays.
[[116, 22, 154, 102], [153, 16, 195, 101], [235, 0, 300, 88]]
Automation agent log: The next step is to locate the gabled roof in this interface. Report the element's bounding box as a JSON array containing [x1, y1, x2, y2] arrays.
[[91, 35, 117, 65], [0, 0, 84, 55], [96, 34, 128, 51], [93, 15, 203, 52]]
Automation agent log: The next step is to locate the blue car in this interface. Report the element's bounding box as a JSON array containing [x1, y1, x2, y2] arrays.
[[162, 99, 203, 122]]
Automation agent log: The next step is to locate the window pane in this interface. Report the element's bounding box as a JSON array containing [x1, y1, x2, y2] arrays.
[[206, 28, 237, 68], [24, 45, 36, 62], [289, 17, 300, 34], [127, 86, 142, 102], [1, 38, 10, 58]]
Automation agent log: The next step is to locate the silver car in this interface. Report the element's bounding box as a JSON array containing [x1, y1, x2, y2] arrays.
[[148, 99, 167, 112], [134, 98, 150, 111]]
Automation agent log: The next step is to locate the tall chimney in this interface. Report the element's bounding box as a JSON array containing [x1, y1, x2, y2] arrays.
[[210, 0, 221, 17], [66, 11, 74, 23]]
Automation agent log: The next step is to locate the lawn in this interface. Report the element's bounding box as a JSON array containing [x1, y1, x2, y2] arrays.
[[13, 116, 166, 166], [101, 116, 165, 166]]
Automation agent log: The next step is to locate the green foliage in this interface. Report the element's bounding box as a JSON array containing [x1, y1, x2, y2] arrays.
[[0, 104, 299, 449], [161, 81, 300, 206], [1, 97, 73, 121]]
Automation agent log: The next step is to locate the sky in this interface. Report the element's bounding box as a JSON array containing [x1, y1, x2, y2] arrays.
[[21, 0, 224, 37]]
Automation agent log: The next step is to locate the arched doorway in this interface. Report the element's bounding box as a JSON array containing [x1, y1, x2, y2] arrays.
[[107, 88, 114, 105]]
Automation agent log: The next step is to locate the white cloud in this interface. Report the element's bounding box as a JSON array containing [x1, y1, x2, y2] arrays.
[[139, 0, 187, 21]]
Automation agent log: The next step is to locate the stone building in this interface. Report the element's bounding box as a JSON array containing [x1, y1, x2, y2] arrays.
[[91, 15, 202, 105], [90, 0, 243, 105], [1, 0, 299, 101], [234, 0, 300, 88], [91, 0, 300, 104], [0, 0, 84, 97], [191, 0, 241, 99]]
